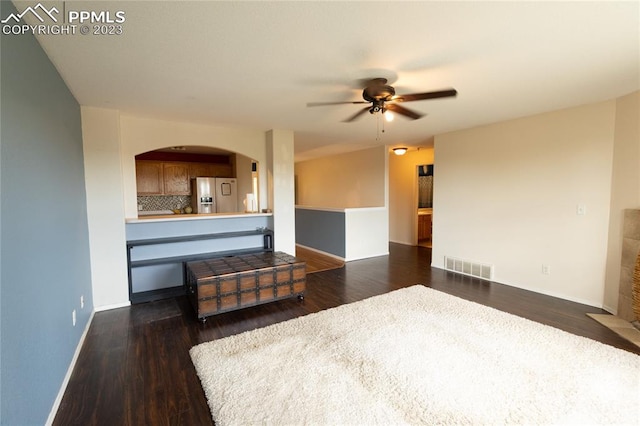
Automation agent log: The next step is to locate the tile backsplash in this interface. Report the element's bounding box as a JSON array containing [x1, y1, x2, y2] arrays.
[[138, 195, 191, 212]]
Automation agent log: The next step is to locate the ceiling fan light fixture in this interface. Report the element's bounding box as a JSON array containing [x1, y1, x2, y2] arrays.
[[385, 111, 394, 122], [306, 78, 457, 123], [393, 147, 408, 156]]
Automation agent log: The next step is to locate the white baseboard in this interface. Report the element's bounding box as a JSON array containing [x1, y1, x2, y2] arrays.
[[431, 265, 604, 309], [95, 300, 131, 312], [389, 238, 415, 246], [296, 244, 389, 263], [45, 309, 95, 426], [601, 303, 617, 315], [344, 250, 390, 262]]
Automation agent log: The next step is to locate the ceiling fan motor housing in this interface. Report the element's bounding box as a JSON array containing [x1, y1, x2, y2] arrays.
[[364, 82, 394, 115], [362, 84, 396, 102]]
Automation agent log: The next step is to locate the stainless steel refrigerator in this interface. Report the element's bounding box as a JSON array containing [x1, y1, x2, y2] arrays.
[[191, 177, 238, 214], [214, 177, 238, 213]]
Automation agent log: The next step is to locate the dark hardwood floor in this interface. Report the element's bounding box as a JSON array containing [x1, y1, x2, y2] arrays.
[[53, 243, 639, 425], [295, 245, 344, 273]]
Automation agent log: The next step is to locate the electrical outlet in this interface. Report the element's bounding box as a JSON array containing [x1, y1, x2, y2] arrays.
[[72, 309, 77, 327], [80, 295, 84, 309], [542, 264, 551, 275]]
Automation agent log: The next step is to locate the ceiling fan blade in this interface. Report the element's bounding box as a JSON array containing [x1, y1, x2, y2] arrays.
[[393, 88, 457, 102], [343, 106, 371, 122], [307, 101, 369, 107], [386, 103, 424, 120]]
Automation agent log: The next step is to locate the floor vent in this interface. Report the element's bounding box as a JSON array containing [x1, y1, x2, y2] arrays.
[[444, 256, 493, 281]]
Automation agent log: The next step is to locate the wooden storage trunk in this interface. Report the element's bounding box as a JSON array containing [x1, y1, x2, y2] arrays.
[[186, 251, 306, 321]]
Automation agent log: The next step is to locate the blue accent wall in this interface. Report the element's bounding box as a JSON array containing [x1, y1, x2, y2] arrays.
[[295, 208, 346, 258], [1, 1, 94, 423]]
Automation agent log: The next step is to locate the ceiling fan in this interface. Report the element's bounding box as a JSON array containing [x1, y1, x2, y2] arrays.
[[307, 78, 457, 122]]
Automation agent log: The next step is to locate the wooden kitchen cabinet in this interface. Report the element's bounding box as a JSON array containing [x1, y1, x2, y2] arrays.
[[418, 214, 432, 241], [136, 159, 234, 195], [189, 162, 233, 179], [212, 164, 233, 178], [189, 163, 217, 179], [135, 160, 190, 195], [136, 161, 164, 195], [163, 162, 190, 195]]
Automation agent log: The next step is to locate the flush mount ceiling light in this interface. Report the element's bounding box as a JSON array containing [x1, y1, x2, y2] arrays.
[[393, 147, 408, 156]]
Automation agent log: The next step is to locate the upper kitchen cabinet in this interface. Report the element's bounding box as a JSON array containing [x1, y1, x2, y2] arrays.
[[135, 160, 190, 195], [212, 163, 233, 178], [163, 162, 190, 195], [188, 162, 217, 180], [188, 162, 234, 179], [136, 161, 164, 195], [135, 149, 237, 196]]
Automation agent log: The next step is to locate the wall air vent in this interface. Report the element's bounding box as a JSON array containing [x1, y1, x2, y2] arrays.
[[444, 256, 493, 281]]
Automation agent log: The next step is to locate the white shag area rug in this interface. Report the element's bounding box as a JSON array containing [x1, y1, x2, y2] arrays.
[[190, 285, 640, 425]]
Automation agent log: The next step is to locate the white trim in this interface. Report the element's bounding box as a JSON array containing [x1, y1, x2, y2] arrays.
[[343, 206, 386, 213], [295, 205, 345, 212], [45, 309, 95, 426], [125, 212, 272, 223], [431, 265, 605, 309], [601, 303, 617, 315], [344, 251, 390, 262], [389, 238, 414, 246], [95, 301, 131, 312], [295, 205, 386, 213]]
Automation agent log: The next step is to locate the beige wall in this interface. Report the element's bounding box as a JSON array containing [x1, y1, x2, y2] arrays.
[[389, 147, 435, 245], [81, 107, 129, 309], [604, 91, 640, 312], [82, 109, 296, 308], [267, 129, 296, 254], [295, 146, 386, 208], [433, 101, 617, 307]]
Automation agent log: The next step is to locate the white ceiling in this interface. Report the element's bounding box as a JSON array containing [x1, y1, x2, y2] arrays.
[[18, 1, 640, 162]]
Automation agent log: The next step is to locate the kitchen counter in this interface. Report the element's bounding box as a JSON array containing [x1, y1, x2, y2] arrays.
[[125, 212, 272, 224]]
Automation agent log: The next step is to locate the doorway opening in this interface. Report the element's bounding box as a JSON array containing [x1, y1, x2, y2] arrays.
[[134, 146, 260, 216], [417, 164, 433, 248]]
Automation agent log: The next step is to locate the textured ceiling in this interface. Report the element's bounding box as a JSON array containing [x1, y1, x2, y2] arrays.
[[17, 1, 640, 161]]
